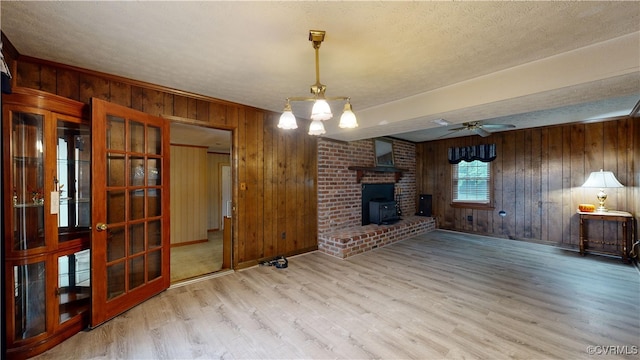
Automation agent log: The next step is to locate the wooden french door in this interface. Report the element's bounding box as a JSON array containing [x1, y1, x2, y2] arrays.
[[90, 98, 170, 327]]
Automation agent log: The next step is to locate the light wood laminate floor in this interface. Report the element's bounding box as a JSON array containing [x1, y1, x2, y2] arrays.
[[34, 230, 639, 359]]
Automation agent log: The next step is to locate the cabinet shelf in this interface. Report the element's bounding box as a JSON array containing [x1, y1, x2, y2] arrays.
[[59, 287, 90, 323], [348, 166, 408, 183], [13, 202, 45, 208], [59, 197, 90, 203], [13, 156, 43, 164], [59, 287, 90, 306]]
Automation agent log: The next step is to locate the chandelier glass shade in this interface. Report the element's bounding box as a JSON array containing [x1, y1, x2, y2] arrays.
[[277, 101, 298, 129], [278, 30, 358, 135], [339, 102, 358, 129], [310, 98, 332, 121], [308, 120, 326, 136]]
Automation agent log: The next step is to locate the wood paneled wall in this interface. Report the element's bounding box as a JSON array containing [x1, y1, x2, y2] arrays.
[[417, 117, 638, 254], [237, 111, 318, 265], [170, 145, 209, 245], [7, 37, 318, 268]]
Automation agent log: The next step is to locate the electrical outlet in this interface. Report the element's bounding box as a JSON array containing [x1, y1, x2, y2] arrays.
[[281, 232, 286, 239]]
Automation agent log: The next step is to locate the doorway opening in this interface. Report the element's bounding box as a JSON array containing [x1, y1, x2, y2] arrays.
[[168, 122, 232, 283]]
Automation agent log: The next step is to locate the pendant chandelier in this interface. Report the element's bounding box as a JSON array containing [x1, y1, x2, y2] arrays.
[[277, 30, 358, 135]]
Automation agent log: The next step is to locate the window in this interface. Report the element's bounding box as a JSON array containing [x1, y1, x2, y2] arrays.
[[452, 160, 492, 207]]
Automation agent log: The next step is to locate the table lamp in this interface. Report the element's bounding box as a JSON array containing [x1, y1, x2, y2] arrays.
[[581, 169, 624, 212]]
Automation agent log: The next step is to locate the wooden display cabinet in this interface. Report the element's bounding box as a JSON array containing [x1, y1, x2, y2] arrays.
[[3, 89, 90, 359]]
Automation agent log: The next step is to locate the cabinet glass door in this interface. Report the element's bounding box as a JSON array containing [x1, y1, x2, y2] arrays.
[[57, 249, 91, 324], [11, 111, 46, 251], [12, 258, 48, 340], [57, 119, 91, 243]]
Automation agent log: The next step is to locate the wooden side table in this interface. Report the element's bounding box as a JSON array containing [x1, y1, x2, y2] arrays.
[[577, 210, 634, 263]]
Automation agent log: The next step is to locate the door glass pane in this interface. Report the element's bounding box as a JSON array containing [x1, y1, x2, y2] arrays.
[[107, 226, 126, 262], [130, 157, 146, 221], [57, 120, 91, 242], [147, 190, 161, 217], [58, 249, 90, 324], [12, 112, 45, 250], [130, 156, 145, 187], [106, 190, 126, 224], [130, 121, 145, 153], [129, 223, 145, 255], [130, 190, 145, 220], [147, 159, 160, 186], [106, 115, 125, 151], [148, 220, 161, 249], [129, 255, 145, 290], [13, 261, 46, 339], [107, 262, 125, 300], [107, 153, 126, 187], [148, 250, 162, 281], [147, 125, 161, 154]]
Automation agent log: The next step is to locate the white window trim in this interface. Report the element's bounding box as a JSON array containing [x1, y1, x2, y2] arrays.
[[451, 161, 493, 209]]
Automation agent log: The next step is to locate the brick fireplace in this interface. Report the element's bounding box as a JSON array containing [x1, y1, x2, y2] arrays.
[[317, 138, 435, 258]]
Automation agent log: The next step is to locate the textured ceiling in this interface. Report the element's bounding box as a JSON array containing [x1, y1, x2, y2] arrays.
[[1, 1, 639, 148]]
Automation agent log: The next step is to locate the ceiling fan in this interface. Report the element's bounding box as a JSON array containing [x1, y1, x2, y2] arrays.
[[448, 121, 515, 137]]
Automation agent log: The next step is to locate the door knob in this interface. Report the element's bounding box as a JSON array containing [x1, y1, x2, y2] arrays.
[[96, 223, 108, 231]]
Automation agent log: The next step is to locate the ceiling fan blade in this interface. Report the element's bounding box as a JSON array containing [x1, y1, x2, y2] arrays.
[[437, 127, 466, 139], [472, 127, 491, 137], [481, 124, 516, 130]]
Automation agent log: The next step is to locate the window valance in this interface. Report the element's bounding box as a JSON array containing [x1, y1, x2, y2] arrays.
[[448, 144, 496, 164]]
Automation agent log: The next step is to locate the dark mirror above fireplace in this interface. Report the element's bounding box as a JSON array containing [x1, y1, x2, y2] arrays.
[[374, 138, 394, 167], [348, 138, 407, 183]]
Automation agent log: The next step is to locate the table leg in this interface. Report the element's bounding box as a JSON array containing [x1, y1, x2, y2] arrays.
[[579, 216, 585, 256], [622, 220, 628, 263]]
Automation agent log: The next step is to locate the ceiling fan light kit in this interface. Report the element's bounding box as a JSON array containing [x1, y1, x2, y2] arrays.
[[278, 30, 358, 135]]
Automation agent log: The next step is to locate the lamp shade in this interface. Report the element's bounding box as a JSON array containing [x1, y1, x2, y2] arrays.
[[310, 99, 332, 121], [581, 169, 624, 188], [338, 102, 358, 128], [308, 119, 326, 135], [277, 107, 298, 129], [581, 169, 623, 212]]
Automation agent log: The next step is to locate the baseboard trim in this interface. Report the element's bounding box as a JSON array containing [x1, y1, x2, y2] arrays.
[[235, 245, 318, 270], [169, 269, 235, 288], [170, 239, 208, 248]]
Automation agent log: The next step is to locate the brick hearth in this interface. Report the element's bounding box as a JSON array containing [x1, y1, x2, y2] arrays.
[[318, 215, 436, 258]]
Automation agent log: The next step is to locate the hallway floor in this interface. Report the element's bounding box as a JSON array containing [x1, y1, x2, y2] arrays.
[[170, 230, 223, 283]]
